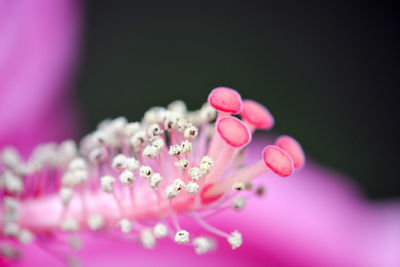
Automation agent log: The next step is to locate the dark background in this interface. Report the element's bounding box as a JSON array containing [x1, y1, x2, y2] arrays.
[[76, 1, 399, 199]]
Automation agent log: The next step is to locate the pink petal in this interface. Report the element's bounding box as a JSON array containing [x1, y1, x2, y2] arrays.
[[0, 0, 82, 157]]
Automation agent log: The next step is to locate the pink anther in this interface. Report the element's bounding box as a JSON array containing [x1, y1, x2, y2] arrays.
[[216, 116, 251, 148], [262, 145, 294, 177], [240, 99, 274, 131], [275, 136, 305, 169], [208, 87, 243, 114]]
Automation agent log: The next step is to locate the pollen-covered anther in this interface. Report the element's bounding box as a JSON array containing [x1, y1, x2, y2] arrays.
[[163, 111, 181, 131], [164, 185, 179, 199], [3, 222, 19, 236], [153, 223, 168, 238], [184, 125, 198, 139], [180, 140, 192, 153], [186, 111, 201, 126], [174, 230, 190, 244], [147, 124, 163, 139], [199, 163, 212, 174], [1, 147, 22, 169], [200, 103, 217, 122], [57, 140, 77, 162], [69, 157, 87, 171], [193, 237, 214, 255], [91, 130, 108, 146], [175, 159, 189, 172], [73, 169, 88, 185], [87, 214, 105, 231], [130, 130, 147, 150], [168, 100, 187, 114], [119, 170, 135, 186], [3, 197, 19, 213], [143, 145, 158, 158], [100, 175, 115, 193], [173, 179, 185, 192], [125, 157, 140, 172], [143, 107, 167, 124], [139, 166, 153, 178], [61, 172, 76, 187], [17, 229, 34, 244], [88, 147, 106, 164], [227, 231, 242, 249], [119, 218, 132, 234], [2, 212, 18, 224], [152, 137, 165, 152], [124, 121, 141, 137], [140, 229, 156, 249], [64, 162, 88, 187], [110, 117, 128, 136], [201, 156, 214, 167], [149, 173, 162, 189], [61, 218, 79, 232], [232, 197, 246, 211], [200, 156, 214, 174], [2, 209, 18, 224], [232, 181, 246, 191], [176, 118, 189, 132], [59, 187, 73, 206], [112, 154, 127, 171], [185, 181, 199, 195], [2, 171, 23, 194], [169, 145, 182, 157], [26, 143, 57, 172], [188, 167, 203, 181]]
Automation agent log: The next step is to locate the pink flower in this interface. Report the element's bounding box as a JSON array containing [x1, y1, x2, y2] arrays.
[[1, 85, 399, 267], [0, 2, 399, 266], [0, 0, 82, 156]]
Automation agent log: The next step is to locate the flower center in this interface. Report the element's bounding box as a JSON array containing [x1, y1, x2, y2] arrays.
[[0, 87, 304, 261]]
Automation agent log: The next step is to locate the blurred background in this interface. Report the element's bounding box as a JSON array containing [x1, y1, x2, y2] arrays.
[[75, 1, 399, 199]]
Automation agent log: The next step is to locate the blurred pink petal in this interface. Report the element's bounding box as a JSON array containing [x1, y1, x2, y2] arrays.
[[0, 0, 82, 156]]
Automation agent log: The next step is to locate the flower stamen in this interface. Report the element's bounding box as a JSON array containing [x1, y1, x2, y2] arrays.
[[0, 87, 304, 258]]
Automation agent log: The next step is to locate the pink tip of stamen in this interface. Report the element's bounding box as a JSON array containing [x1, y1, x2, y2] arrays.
[[275, 135, 305, 169], [208, 87, 243, 114], [216, 117, 251, 148], [241, 99, 274, 130], [262, 145, 294, 177]]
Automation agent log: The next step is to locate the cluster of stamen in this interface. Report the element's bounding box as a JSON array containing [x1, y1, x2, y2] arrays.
[[0, 87, 304, 263]]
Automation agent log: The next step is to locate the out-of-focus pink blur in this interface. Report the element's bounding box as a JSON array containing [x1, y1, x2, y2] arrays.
[[0, 0, 82, 156]]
